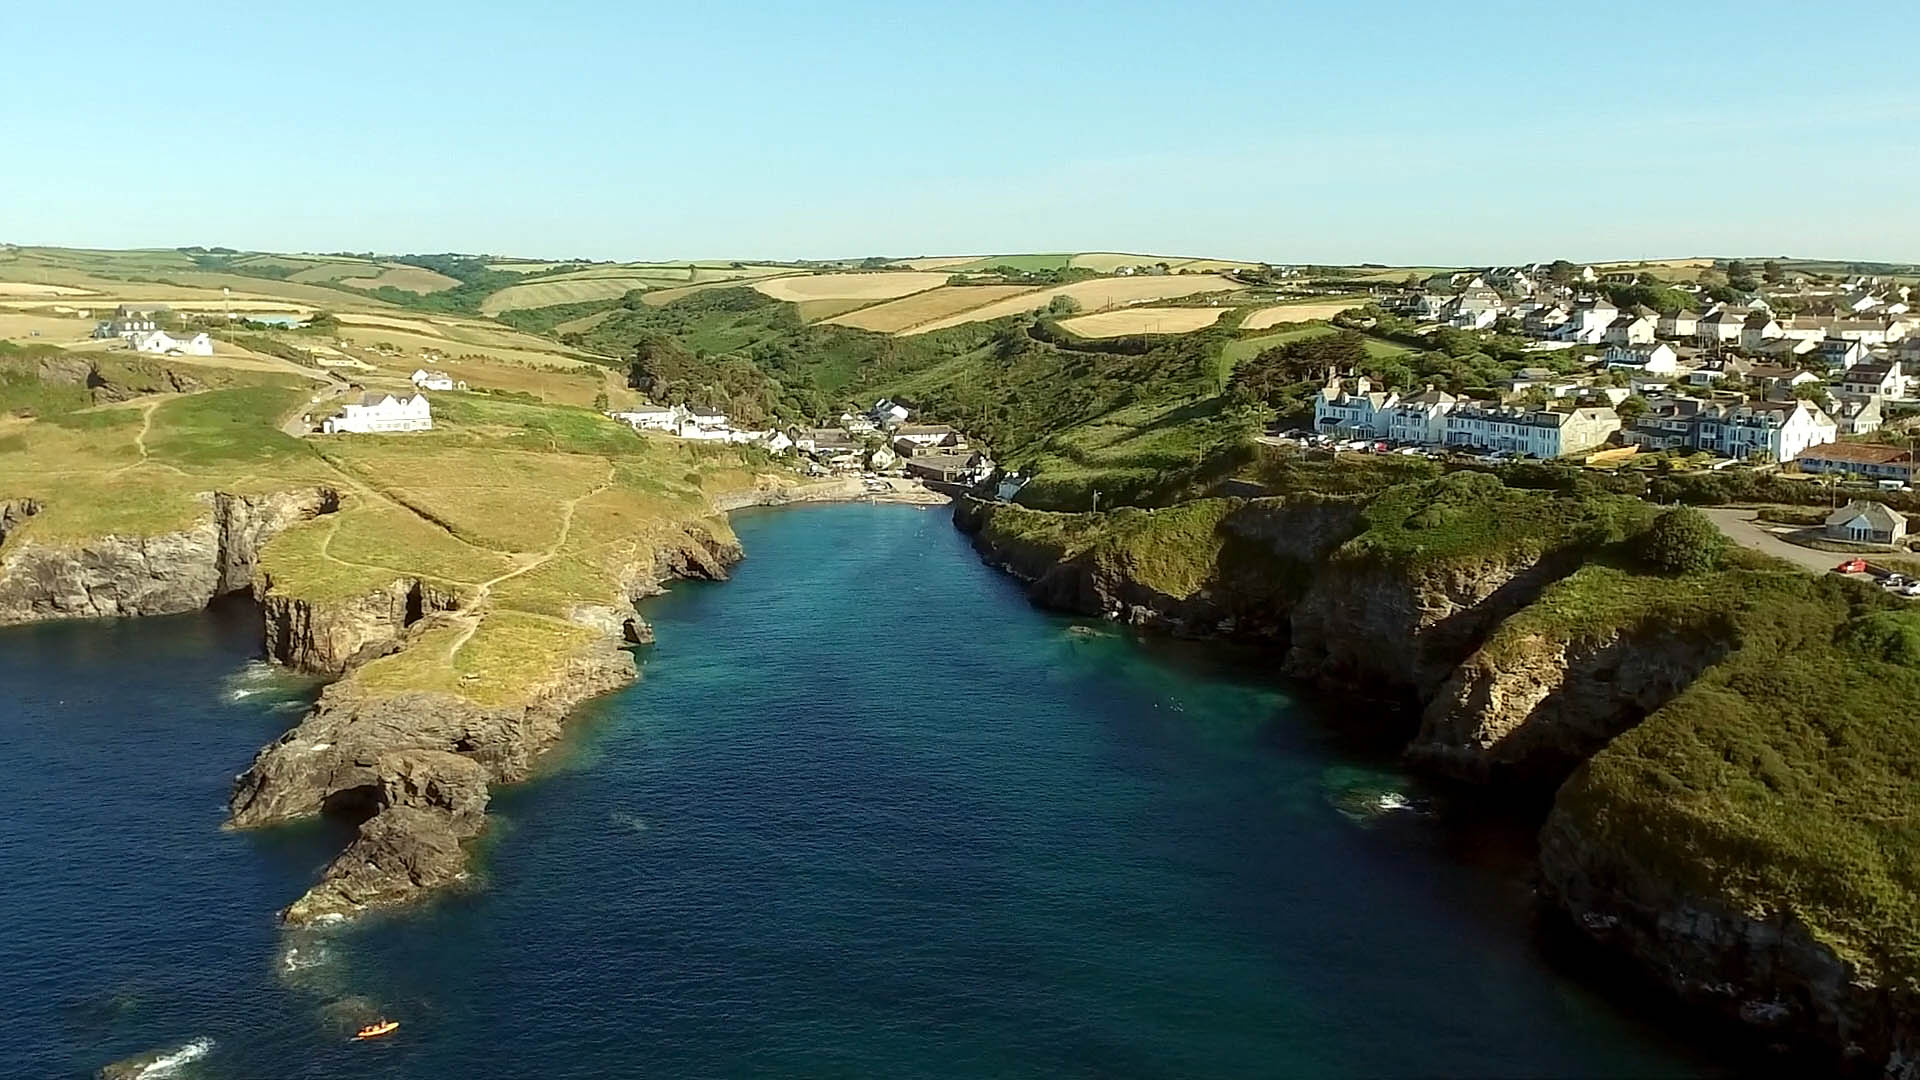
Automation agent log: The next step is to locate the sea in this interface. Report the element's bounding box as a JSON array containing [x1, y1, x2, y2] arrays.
[[0, 503, 1731, 1078]]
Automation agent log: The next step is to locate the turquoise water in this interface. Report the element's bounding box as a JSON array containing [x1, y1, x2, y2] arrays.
[[0, 504, 1725, 1077]]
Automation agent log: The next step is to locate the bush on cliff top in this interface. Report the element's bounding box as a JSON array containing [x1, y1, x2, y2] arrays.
[[1341, 472, 1652, 570], [1637, 506, 1724, 575]]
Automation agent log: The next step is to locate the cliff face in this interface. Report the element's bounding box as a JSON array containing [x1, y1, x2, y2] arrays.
[[230, 519, 743, 923], [258, 577, 463, 676], [1539, 810, 1920, 1076], [1411, 625, 1731, 785], [0, 488, 337, 625]]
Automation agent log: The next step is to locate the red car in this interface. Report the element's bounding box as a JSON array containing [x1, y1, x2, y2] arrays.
[[1835, 559, 1868, 574]]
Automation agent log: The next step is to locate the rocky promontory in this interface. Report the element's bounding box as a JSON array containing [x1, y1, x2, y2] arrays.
[[956, 479, 1920, 1077]]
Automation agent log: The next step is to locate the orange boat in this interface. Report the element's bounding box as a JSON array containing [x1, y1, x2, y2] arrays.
[[352, 1019, 400, 1041]]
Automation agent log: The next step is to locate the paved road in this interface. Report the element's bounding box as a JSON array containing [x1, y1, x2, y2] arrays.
[[280, 380, 349, 437], [1702, 507, 1843, 574]]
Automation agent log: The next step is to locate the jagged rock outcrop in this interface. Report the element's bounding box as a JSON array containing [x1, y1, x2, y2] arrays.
[[283, 749, 490, 924], [0, 488, 337, 625], [1283, 551, 1579, 702], [258, 577, 461, 675], [233, 519, 745, 920], [1540, 808, 1920, 1077], [1409, 625, 1731, 785]]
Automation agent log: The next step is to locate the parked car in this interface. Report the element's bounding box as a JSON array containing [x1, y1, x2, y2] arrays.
[[1903, 582, 1920, 598], [1835, 559, 1868, 574]]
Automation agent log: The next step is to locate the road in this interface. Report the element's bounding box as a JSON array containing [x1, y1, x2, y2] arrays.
[[1702, 507, 1843, 574], [280, 378, 350, 437]]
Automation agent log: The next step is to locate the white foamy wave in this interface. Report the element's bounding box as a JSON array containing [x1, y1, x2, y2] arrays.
[[280, 942, 329, 974], [228, 688, 258, 700], [132, 1038, 214, 1079]]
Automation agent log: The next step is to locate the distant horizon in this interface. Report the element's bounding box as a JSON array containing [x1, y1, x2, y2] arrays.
[[7, 1, 1918, 265], [6, 240, 1910, 273]]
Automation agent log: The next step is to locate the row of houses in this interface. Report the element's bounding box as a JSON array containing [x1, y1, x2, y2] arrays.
[[1313, 375, 1623, 458]]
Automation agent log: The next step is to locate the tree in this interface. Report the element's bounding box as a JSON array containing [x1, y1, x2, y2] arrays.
[[1726, 259, 1757, 292], [1046, 294, 1083, 316], [1763, 259, 1784, 284], [1795, 383, 1833, 412], [1639, 506, 1724, 574], [1547, 259, 1576, 286], [1616, 394, 1650, 424]]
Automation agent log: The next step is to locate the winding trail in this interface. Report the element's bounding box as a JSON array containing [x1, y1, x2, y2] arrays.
[[443, 462, 617, 660]]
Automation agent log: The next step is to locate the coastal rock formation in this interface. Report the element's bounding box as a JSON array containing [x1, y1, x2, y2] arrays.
[[1409, 626, 1730, 785], [0, 488, 337, 625], [1540, 808, 1920, 1076], [283, 750, 491, 924], [258, 577, 462, 675], [233, 520, 744, 921]]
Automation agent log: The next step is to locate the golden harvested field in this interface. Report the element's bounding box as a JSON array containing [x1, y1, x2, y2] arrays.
[[1066, 253, 1163, 273], [889, 256, 982, 271], [753, 272, 949, 303], [480, 274, 681, 315], [0, 282, 96, 298], [553, 308, 621, 335], [1058, 306, 1230, 337], [1241, 300, 1364, 330], [905, 275, 1241, 334], [331, 324, 598, 371], [823, 285, 1038, 332], [336, 313, 448, 336], [332, 266, 461, 293], [1168, 258, 1258, 273], [0, 310, 99, 343]]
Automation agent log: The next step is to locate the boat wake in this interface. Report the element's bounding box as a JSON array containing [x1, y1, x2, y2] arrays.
[[127, 1037, 214, 1079]]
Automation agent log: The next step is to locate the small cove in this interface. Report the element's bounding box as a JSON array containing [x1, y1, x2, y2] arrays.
[[0, 503, 1727, 1078]]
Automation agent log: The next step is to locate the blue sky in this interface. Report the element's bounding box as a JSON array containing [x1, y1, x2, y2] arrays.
[[5, 1, 1916, 265]]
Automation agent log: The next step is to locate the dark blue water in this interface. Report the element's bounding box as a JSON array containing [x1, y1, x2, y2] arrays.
[[0, 504, 1724, 1078]]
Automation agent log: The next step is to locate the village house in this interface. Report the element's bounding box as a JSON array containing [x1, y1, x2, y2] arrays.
[[1815, 338, 1872, 370], [839, 411, 878, 434], [870, 398, 912, 425], [1683, 356, 1750, 388], [1696, 307, 1748, 345], [610, 405, 686, 431], [903, 450, 994, 485], [1603, 342, 1679, 374], [1657, 309, 1699, 339], [675, 408, 736, 441], [1313, 373, 1398, 438], [1624, 397, 1712, 451], [1830, 317, 1909, 346], [92, 304, 162, 339], [1522, 304, 1571, 337], [1740, 312, 1785, 351], [891, 423, 961, 450], [1828, 394, 1885, 437], [800, 428, 858, 457], [322, 392, 433, 435], [1443, 405, 1620, 458], [1605, 311, 1658, 346], [1556, 298, 1617, 345], [1776, 315, 1832, 345], [1842, 360, 1907, 399], [127, 329, 213, 356], [1794, 442, 1914, 482], [1742, 364, 1823, 396], [1701, 399, 1836, 462], [411, 368, 457, 391], [1381, 386, 1457, 445], [1825, 500, 1909, 545]]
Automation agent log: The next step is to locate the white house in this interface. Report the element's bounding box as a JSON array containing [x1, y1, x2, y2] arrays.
[[610, 405, 686, 431], [1815, 339, 1871, 370], [1313, 374, 1398, 438], [1740, 313, 1784, 351], [130, 329, 214, 356], [411, 368, 456, 391], [870, 398, 912, 425], [1701, 399, 1835, 463], [1605, 313, 1657, 346], [1696, 308, 1747, 344], [1444, 405, 1620, 458], [1841, 361, 1908, 399], [322, 392, 433, 434], [1603, 342, 1679, 374], [1657, 309, 1699, 339], [1825, 500, 1908, 545], [94, 305, 161, 339], [1381, 386, 1457, 445]]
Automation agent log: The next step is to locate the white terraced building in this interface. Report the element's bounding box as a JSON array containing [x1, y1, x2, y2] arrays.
[[322, 392, 433, 434], [130, 329, 214, 356]]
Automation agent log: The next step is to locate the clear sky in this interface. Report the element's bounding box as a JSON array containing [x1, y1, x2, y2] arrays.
[[6, 1, 1917, 265]]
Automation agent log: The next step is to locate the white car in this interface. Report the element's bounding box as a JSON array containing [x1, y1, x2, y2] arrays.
[[1903, 582, 1920, 598]]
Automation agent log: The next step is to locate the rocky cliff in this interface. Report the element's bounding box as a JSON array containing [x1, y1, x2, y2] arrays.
[[1411, 624, 1730, 786], [0, 488, 338, 625], [1540, 808, 1920, 1076], [956, 488, 1920, 1074], [230, 520, 743, 923], [258, 577, 464, 675]]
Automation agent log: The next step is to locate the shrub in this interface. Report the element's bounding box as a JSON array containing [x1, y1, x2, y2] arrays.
[[1639, 506, 1723, 574]]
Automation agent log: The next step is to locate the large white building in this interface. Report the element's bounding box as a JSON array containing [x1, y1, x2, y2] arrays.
[[322, 392, 433, 434], [1313, 374, 1398, 438], [1380, 386, 1457, 445], [130, 329, 214, 356], [1444, 405, 1621, 458]]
